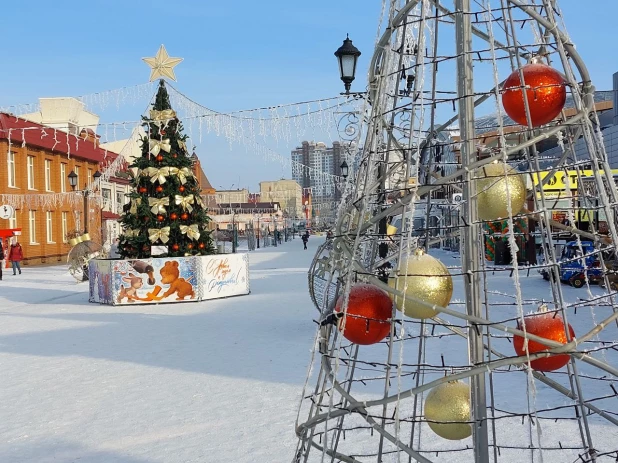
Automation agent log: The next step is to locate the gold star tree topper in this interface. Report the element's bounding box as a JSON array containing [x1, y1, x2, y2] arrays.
[[142, 45, 183, 82]]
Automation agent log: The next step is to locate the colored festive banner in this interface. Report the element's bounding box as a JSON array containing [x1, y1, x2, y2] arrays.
[[88, 254, 250, 305]]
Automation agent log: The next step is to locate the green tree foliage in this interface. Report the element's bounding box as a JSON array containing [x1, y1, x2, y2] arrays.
[[118, 80, 215, 258]]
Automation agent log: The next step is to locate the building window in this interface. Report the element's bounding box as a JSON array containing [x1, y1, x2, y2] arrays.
[[62, 211, 68, 243], [87, 168, 93, 185], [45, 159, 52, 191], [7, 151, 16, 188], [116, 191, 126, 214], [29, 210, 37, 244], [60, 163, 67, 192], [27, 156, 36, 190], [102, 188, 112, 211], [8, 210, 17, 229], [46, 211, 54, 243]]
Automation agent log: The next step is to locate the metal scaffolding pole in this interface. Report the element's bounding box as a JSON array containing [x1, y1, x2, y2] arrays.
[[454, 0, 490, 461]]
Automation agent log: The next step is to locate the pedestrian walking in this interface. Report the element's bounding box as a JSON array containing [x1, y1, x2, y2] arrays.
[[110, 238, 121, 258], [8, 240, 23, 275], [302, 231, 309, 250], [0, 239, 4, 280]]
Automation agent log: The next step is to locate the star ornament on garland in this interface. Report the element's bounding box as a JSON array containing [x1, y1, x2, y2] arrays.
[[142, 45, 183, 82]]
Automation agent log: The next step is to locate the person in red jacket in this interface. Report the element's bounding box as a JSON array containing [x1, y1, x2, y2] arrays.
[[8, 240, 23, 275]]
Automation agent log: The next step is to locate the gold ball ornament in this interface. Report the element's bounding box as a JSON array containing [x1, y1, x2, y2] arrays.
[[424, 381, 472, 440], [388, 249, 453, 319], [475, 162, 526, 221]]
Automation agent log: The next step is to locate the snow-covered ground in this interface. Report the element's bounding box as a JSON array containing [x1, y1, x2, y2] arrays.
[[0, 236, 319, 463], [0, 237, 616, 462]]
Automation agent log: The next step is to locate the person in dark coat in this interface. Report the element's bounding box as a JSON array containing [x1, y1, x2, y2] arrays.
[[0, 239, 4, 280], [302, 231, 309, 250], [8, 241, 23, 275]]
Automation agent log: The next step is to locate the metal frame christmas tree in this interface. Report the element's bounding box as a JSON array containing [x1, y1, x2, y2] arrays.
[[296, 1, 618, 462]]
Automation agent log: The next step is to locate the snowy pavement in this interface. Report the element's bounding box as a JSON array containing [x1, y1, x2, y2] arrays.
[[1, 238, 617, 462], [0, 236, 320, 463]]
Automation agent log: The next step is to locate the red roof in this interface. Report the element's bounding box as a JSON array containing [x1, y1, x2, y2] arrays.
[[102, 211, 120, 220], [0, 112, 118, 164]]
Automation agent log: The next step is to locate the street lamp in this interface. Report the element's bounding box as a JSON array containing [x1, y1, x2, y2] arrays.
[[340, 160, 349, 179], [334, 35, 361, 95], [68, 169, 101, 234]]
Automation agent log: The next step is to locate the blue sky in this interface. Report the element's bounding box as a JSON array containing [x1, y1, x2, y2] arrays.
[[1, 1, 617, 191]]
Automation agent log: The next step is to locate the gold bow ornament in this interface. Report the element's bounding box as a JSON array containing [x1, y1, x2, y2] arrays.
[[146, 166, 170, 184], [148, 226, 171, 244], [178, 139, 187, 151], [149, 197, 170, 214], [169, 167, 193, 184], [123, 228, 140, 238], [148, 138, 172, 156], [149, 109, 177, 123], [175, 194, 195, 212], [180, 224, 200, 241], [129, 197, 142, 214], [194, 195, 205, 208]]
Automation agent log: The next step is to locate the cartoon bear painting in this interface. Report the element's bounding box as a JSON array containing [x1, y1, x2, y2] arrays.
[[159, 261, 195, 300]]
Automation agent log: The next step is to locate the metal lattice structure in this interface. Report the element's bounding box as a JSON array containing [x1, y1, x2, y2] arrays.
[[295, 1, 618, 462]]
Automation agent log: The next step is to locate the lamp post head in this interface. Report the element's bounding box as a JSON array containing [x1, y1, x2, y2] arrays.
[[340, 160, 349, 179], [334, 35, 361, 94], [68, 170, 78, 190], [93, 170, 102, 181]]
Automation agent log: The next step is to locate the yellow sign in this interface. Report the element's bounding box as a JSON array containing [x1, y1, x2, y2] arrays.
[[532, 169, 618, 191]]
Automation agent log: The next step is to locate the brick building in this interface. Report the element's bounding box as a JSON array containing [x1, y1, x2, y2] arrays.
[[0, 113, 119, 265]]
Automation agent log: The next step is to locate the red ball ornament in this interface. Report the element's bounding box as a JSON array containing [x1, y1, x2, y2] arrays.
[[156, 154, 164, 162], [160, 130, 166, 136], [179, 185, 185, 193], [198, 242, 205, 249], [513, 311, 575, 372], [170, 212, 178, 220], [172, 153, 178, 159], [187, 243, 194, 250], [155, 185, 164, 193], [142, 244, 149, 252], [502, 63, 567, 127], [157, 214, 165, 222], [138, 186, 147, 193], [180, 212, 189, 220], [171, 243, 179, 251], [335, 284, 392, 345]]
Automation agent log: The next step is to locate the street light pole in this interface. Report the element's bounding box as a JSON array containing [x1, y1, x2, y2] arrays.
[[83, 191, 90, 234], [69, 169, 101, 237], [232, 210, 236, 254]]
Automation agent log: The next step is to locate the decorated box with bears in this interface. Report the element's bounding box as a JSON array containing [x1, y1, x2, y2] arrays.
[[88, 253, 250, 305]]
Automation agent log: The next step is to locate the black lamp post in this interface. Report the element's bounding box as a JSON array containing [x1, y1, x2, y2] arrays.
[[254, 213, 261, 249], [68, 169, 101, 234], [232, 209, 237, 254], [334, 35, 361, 95]]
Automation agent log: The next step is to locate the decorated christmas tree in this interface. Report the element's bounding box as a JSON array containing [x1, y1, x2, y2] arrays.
[[118, 80, 214, 259]]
